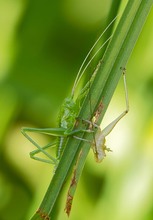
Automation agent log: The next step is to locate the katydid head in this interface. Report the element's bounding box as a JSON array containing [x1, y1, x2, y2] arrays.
[[92, 126, 113, 162], [93, 129, 106, 163], [92, 128, 106, 163]]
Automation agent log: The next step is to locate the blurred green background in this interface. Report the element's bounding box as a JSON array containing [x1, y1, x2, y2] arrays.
[[0, 0, 153, 220]]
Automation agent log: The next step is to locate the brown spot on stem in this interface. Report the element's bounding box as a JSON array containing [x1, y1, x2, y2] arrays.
[[65, 193, 73, 216], [64, 151, 83, 216], [93, 100, 104, 123], [36, 208, 50, 220]]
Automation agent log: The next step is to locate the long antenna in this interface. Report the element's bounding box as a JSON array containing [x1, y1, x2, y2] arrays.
[[73, 35, 112, 94], [71, 15, 118, 96]]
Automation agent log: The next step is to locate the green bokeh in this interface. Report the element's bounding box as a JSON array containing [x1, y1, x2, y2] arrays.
[[0, 1, 153, 220]]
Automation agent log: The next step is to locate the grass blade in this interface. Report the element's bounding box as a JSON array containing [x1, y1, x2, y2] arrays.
[[31, 0, 153, 219]]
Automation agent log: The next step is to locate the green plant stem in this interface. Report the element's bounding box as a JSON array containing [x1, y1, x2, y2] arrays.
[[31, 0, 153, 219]]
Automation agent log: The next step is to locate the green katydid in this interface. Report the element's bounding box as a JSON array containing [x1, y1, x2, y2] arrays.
[[21, 17, 117, 167]]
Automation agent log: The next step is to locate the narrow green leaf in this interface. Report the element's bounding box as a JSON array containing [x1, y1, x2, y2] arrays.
[[31, 0, 153, 219]]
